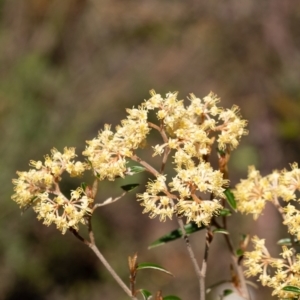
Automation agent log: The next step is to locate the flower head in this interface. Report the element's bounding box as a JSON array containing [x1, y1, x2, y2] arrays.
[[12, 148, 91, 234], [137, 175, 175, 222], [244, 236, 300, 299]]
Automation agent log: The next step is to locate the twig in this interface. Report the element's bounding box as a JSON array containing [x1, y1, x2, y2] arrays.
[[147, 121, 171, 173], [200, 228, 213, 300], [93, 192, 127, 212], [131, 154, 160, 177], [176, 216, 203, 300], [128, 253, 138, 297], [212, 218, 250, 299], [70, 228, 137, 300], [215, 149, 250, 299], [87, 216, 96, 246]]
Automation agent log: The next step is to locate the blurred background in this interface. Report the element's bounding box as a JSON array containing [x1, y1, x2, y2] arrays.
[[1, 0, 300, 299]]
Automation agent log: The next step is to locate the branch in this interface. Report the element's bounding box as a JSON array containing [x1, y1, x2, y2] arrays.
[[147, 121, 171, 173], [131, 154, 160, 177], [70, 228, 137, 300], [200, 228, 213, 300], [211, 218, 250, 299], [176, 216, 203, 300], [93, 191, 127, 211]]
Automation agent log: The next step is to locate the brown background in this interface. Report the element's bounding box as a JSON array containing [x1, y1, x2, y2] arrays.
[[1, 1, 300, 299]]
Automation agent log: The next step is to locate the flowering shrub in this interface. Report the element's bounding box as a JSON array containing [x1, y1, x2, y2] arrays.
[[11, 90, 300, 299]]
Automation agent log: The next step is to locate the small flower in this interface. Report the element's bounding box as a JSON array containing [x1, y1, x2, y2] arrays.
[[12, 148, 91, 234], [170, 162, 228, 199], [142, 89, 164, 110], [279, 163, 300, 201], [217, 105, 248, 150], [176, 199, 222, 226], [33, 188, 93, 234], [243, 236, 300, 298], [280, 246, 294, 259], [137, 175, 175, 222], [233, 166, 272, 219], [84, 107, 150, 181], [187, 92, 221, 120], [283, 204, 300, 240]]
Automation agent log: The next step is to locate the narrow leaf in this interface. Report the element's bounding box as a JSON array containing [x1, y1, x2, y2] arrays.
[[236, 249, 244, 257], [223, 289, 234, 296], [138, 289, 152, 300], [277, 238, 292, 246], [148, 222, 205, 249], [120, 183, 139, 192], [127, 166, 146, 175], [219, 208, 232, 217], [213, 228, 229, 234], [282, 286, 300, 294], [137, 262, 173, 276], [80, 182, 87, 191], [224, 188, 237, 210], [163, 296, 182, 300]]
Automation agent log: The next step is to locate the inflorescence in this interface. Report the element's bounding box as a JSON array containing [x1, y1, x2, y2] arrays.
[[12, 91, 248, 232]]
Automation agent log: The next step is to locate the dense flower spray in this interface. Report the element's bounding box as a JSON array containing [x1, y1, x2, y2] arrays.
[[12, 91, 248, 234], [12, 147, 92, 234], [11, 90, 300, 299], [234, 163, 300, 297]]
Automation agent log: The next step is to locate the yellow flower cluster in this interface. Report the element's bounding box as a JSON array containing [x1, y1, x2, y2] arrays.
[[244, 236, 300, 298], [145, 91, 248, 155], [12, 148, 92, 234], [12, 90, 248, 232], [83, 107, 150, 180], [234, 164, 300, 238], [135, 91, 246, 225]]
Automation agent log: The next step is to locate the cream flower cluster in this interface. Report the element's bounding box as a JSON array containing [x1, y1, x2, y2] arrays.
[[244, 236, 300, 298], [12, 91, 248, 232], [12, 148, 92, 234], [233, 164, 300, 238], [144, 91, 248, 156], [83, 108, 150, 180], [235, 164, 300, 298], [132, 91, 246, 225], [137, 91, 246, 225]]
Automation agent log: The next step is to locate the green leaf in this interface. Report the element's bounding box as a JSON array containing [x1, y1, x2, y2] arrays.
[[213, 228, 229, 234], [148, 222, 205, 249], [277, 238, 292, 246], [224, 188, 237, 210], [138, 289, 152, 300], [120, 183, 139, 192], [239, 233, 247, 241], [282, 286, 300, 294], [217, 148, 226, 156], [219, 208, 232, 217], [163, 296, 182, 300], [127, 166, 146, 175], [236, 249, 244, 257], [223, 289, 234, 296], [80, 182, 87, 191], [137, 262, 173, 276]]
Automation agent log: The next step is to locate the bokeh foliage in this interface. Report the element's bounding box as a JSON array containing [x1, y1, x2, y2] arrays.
[[1, 0, 300, 299]]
